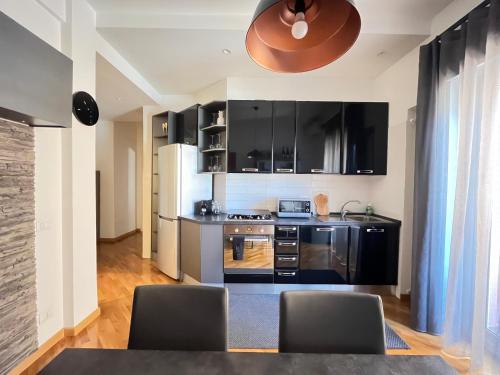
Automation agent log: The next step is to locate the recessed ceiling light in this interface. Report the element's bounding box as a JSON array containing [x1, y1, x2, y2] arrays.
[[222, 49, 231, 55]]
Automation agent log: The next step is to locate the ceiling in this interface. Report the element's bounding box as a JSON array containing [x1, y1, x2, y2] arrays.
[[96, 53, 155, 121], [90, 0, 455, 95]]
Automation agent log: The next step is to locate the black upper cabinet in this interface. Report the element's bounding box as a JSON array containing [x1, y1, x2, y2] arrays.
[[273, 101, 296, 173], [177, 104, 199, 145], [343, 102, 389, 175], [227, 100, 273, 173], [296, 102, 343, 174]]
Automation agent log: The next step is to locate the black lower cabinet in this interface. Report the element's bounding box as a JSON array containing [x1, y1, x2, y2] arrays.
[[274, 270, 300, 284], [348, 225, 399, 285], [299, 226, 349, 284]]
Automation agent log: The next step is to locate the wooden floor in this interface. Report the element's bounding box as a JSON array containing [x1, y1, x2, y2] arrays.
[[30, 233, 468, 374]]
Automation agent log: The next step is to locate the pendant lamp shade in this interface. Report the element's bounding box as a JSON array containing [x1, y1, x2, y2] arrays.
[[246, 0, 361, 73]]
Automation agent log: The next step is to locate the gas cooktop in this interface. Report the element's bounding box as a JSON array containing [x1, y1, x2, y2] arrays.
[[226, 210, 273, 221]]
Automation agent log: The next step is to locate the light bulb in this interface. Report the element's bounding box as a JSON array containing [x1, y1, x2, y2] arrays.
[[291, 12, 308, 39]]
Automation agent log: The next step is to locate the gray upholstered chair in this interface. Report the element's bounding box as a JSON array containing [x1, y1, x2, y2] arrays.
[[279, 291, 386, 354], [128, 285, 228, 351]]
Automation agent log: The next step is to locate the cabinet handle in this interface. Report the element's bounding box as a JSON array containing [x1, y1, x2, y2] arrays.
[[277, 271, 296, 277], [277, 241, 297, 247], [366, 228, 385, 233], [276, 168, 294, 173], [357, 170, 374, 174], [315, 227, 336, 232], [278, 256, 297, 262], [311, 169, 324, 173], [277, 226, 297, 231], [242, 168, 259, 172]]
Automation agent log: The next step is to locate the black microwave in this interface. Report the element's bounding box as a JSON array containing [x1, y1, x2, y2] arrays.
[[277, 198, 312, 218]]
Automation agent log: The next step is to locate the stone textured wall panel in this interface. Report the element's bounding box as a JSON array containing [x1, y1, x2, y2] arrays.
[[0, 120, 37, 374]]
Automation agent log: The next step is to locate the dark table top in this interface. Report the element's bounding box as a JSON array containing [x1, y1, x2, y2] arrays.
[[40, 349, 456, 375]]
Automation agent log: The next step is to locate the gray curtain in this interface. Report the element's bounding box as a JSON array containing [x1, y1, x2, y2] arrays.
[[411, 34, 462, 335], [411, 0, 499, 338], [411, 38, 450, 335]]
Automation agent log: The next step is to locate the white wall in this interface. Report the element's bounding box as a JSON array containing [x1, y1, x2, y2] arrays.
[[227, 76, 377, 101], [218, 174, 374, 213], [0, 0, 65, 346], [0, 0, 61, 48], [114, 122, 139, 236], [136, 121, 143, 230], [96, 120, 143, 238], [34, 128, 64, 344], [96, 120, 115, 238], [195, 79, 227, 105], [0, 0, 100, 346], [61, 0, 98, 328]]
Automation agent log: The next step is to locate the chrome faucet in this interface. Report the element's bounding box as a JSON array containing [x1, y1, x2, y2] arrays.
[[340, 200, 361, 220]]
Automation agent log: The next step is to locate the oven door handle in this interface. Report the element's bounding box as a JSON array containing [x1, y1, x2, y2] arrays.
[[228, 237, 269, 243], [276, 226, 297, 231]]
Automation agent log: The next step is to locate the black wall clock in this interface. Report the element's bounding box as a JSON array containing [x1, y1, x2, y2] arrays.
[[72, 91, 99, 126]]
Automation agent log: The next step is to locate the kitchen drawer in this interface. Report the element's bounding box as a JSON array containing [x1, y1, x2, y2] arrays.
[[275, 254, 299, 269], [275, 239, 299, 254], [275, 225, 298, 240], [274, 270, 299, 284]]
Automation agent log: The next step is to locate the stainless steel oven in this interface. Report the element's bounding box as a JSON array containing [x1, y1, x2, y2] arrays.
[[223, 225, 274, 283]]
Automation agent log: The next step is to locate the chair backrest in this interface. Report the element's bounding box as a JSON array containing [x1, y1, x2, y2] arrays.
[[128, 285, 228, 351], [279, 291, 386, 354]]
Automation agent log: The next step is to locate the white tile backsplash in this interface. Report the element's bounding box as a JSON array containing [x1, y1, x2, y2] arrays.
[[215, 174, 375, 214]]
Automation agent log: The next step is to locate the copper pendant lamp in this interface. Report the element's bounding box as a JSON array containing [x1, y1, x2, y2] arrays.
[[246, 0, 361, 73]]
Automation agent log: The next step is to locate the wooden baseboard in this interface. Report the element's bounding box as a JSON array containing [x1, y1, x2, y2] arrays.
[[10, 308, 101, 374], [64, 307, 101, 337], [99, 228, 141, 243]]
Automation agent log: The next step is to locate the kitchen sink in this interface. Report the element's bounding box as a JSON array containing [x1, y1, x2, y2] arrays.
[[316, 215, 350, 222], [315, 215, 387, 223], [346, 215, 386, 223]]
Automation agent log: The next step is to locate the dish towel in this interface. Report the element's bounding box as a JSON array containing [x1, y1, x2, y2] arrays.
[[232, 236, 245, 261]]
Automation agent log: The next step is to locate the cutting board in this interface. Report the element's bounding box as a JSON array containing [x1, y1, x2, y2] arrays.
[[314, 193, 329, 216]]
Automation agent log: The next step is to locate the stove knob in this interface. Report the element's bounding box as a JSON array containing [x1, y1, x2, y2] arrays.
[[235, 228, 239, 233], [260, 228, 264, 233], [257, 215, 262, 220], [247, 227, 252, 232]]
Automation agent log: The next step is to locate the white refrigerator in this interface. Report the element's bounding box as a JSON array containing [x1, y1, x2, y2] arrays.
[[157, 144, 212, 279]]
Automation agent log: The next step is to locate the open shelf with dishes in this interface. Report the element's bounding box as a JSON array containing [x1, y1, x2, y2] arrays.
[[200, 123, 226, 132], [198, 101, 227, 173], [150, 110, 175, 255]]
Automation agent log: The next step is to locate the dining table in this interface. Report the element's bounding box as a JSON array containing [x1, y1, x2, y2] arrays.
[[39, 348, 457, 374]]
